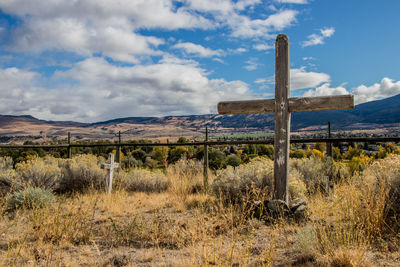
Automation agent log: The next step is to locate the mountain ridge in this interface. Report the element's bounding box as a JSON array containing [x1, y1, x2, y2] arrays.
[[1, 94, 399, 142]]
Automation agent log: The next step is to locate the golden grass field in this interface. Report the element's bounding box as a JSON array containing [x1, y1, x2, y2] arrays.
[[0, 154, 399, 266]]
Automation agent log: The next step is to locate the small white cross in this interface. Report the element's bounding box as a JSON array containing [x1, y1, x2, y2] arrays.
[[101, 153, 119, 194]]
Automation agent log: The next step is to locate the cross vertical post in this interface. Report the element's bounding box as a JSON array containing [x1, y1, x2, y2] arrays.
[[217, 34, 354, 206], [274, 34, 290, 203]]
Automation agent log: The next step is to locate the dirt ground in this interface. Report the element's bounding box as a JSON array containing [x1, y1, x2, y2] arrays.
[[1, 191, 399, 266]]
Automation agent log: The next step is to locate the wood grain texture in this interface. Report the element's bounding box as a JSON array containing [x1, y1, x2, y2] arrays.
[[217, 95, 354, 114], [288, 95, 354, 112], [217, 99, 275, 114], [273, 34, 290, 204]]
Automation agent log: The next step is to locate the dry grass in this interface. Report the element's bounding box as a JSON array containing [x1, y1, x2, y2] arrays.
[[0, 155, 399, 266], [115, 168, 169, 193]]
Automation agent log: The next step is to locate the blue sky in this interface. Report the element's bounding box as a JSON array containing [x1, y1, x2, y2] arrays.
[[0, 0, 399, 122]]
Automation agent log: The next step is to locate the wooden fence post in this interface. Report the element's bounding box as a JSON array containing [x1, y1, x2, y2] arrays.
[[326, 121, 333, 194], [327, 121, 332, 158], [67, 132, 72, 159], [203, 127, 209, 190], [116, 131, 121, 165]]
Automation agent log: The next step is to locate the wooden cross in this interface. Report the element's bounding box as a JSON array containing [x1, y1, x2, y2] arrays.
[[101, 153, 119, 194], [217, 34, 354, 204]]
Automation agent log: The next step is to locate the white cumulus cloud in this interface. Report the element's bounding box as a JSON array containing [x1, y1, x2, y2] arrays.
[[253, 43, 274, 51], [244, 57, 260, 71], [303, 83, 349, 97], [353, 78, 400, 104], [275, 0, 308, 4], [301, 27, 335, 47], [290, 67, 331, 90], [173, 42, 224, 57]]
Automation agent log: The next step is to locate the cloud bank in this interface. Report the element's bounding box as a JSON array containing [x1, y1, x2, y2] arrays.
[[0, 58, 250, 122]]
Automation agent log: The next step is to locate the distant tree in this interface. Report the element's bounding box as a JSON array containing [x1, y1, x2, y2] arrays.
[[194, 146, 204, 160], [333, 146, 342, 160], [168, 147, 188, 163], [145, 157, 158, 168], [152, 146, 169, 167], [225, 154, 241, 168], [257, 144, 274, 158], [315, 142, 326, 152], [290, 149, 306, 159], [177, 137, 189, 143], [208, 148, 226, 170], [132, 149, 147, 162]]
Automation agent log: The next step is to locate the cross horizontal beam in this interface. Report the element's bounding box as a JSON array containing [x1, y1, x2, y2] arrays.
[[218, 95, 354, 114], [101, 163, 119, 169]]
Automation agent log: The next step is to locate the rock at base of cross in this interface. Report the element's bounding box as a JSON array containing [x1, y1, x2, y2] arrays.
[[250, 198, 308, 222]]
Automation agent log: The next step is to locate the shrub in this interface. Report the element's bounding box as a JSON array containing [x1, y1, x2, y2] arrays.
[[208, 148, 226, 170], [347, 154, 372, 175], [132, 149, 147, 162], [0, 156, 13, 170], [315, 142, 326, 153], [257, 144, 274, 158], [144, 157, 158, 168], [225, 154, 241, 168], [0, 157, 21, 195], [6, 187, 54, 210], [58, 154, 106, 193], [116, 168, 168, 193], [152, 146, 169, 167], [16, 156, 62, 191], [167, 159, 204, 200], [290, 149, 307, 159], [168, 147, 188, 163], [344, 145, 361, 160], [365, 154, 400, 229], [289, 169, 307, 200], [291, 156, 330, 194], [311, 149, 325, 159], [212, 157, 274, 203]]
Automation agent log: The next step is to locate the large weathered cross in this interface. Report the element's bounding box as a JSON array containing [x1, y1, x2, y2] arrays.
[[217, 34, 354, 205], [101, 153, 119, 194]]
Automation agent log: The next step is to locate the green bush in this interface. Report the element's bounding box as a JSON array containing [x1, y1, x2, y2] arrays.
[[168, 147, 188, 163], [208, 148, 226, 170], [290, 149, 307, 159], [225, 154, 241, 168], [7, 187, 54, 210], [132, 149, 147, 162], [257, 144, 274, 158]]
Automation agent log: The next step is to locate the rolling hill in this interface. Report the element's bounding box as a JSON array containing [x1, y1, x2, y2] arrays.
[[1, 94, 399, 143]]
